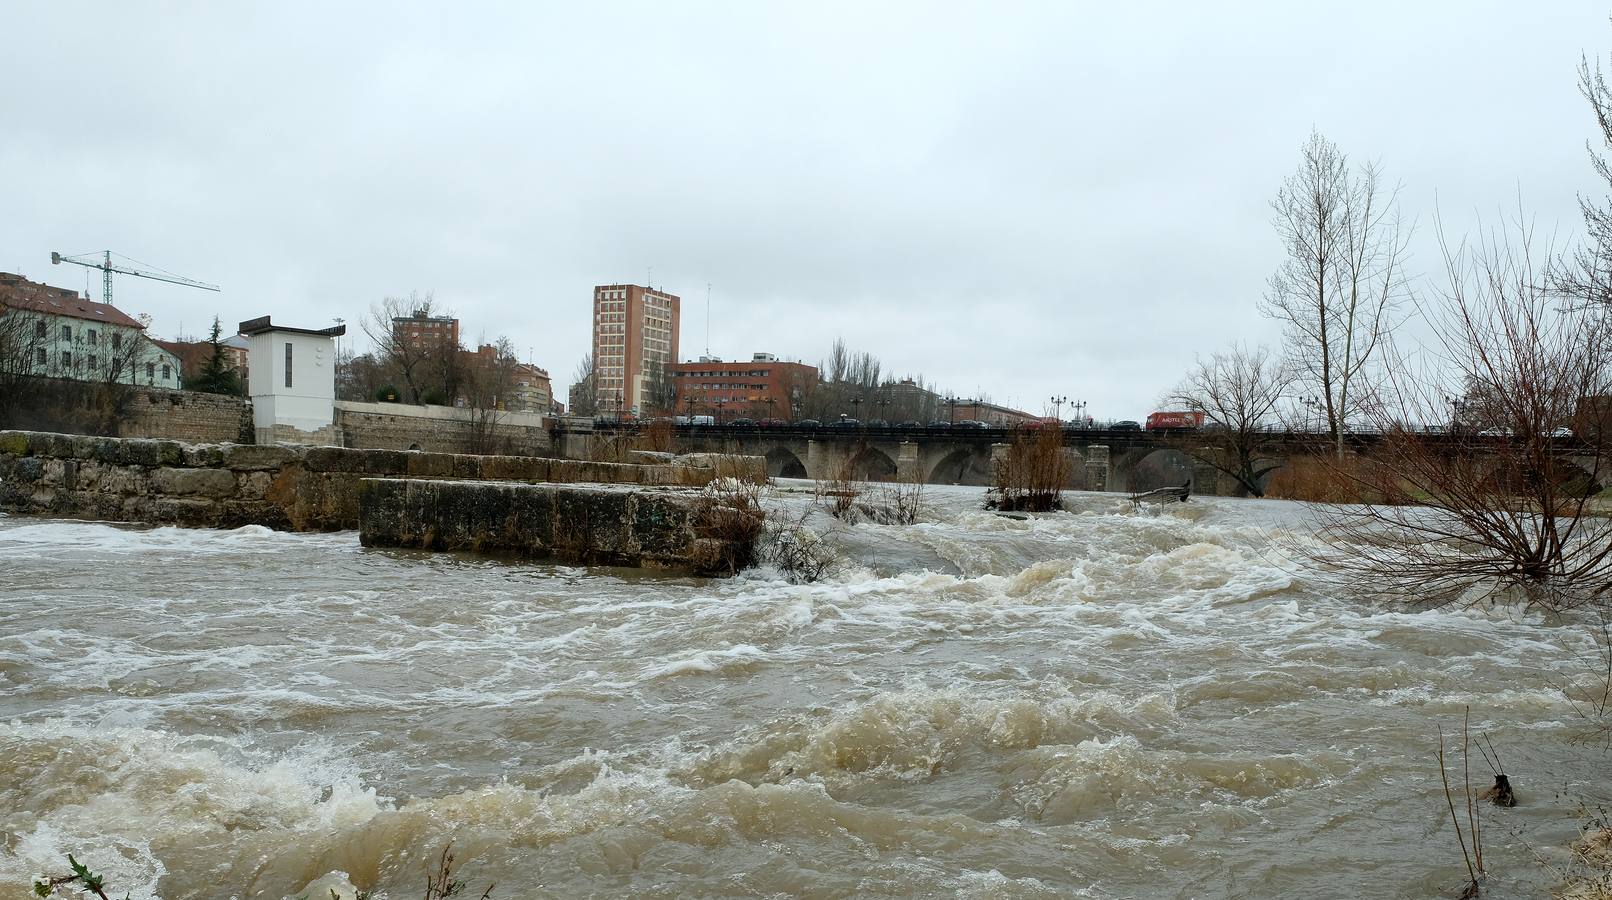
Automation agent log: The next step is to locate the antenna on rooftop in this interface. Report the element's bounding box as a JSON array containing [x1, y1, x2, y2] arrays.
[[705, 282, 711, 358]]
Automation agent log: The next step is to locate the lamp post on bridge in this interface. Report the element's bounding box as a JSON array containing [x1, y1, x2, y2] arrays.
[[947, 394, 959, 425], [1050, 394, 1069, 424], [1300, 396, 1322, 433], [850, 396, 862, 422]]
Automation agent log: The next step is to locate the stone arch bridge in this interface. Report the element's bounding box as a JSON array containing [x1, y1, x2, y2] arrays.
[[560, 423, 1242, 494], [557, 422, 1609, 498]]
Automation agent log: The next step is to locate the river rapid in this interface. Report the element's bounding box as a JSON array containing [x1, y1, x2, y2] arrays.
[[1, 484, 1607, 898]]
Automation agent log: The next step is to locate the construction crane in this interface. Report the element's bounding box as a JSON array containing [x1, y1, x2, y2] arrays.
[[50, 250, 220, 307]]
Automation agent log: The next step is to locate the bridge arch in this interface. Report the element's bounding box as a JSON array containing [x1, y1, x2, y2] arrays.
[[847, 446, 898, 481], [1114, 447, 1193, 494], [927, 446, 992, 486], [765, 446, 808, 479]]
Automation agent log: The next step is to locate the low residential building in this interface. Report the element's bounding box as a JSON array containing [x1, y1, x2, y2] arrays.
[[946, 399, 1040, 427], [0, 272, 181, 389], [154, 334, 250, 388], [509, 362, 553, 414], [670, 353, 818, 421]]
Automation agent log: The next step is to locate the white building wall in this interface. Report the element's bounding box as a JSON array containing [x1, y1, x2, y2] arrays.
[[248, 329, 336, 435], [11, 310, 181, 389]]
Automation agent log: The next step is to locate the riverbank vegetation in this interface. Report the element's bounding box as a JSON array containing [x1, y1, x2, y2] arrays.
[[989, 426, 1071, 512]]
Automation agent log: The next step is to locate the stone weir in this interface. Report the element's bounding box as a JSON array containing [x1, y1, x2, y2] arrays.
[[0, 430, 765, 533], [358, 478, 755, 575]]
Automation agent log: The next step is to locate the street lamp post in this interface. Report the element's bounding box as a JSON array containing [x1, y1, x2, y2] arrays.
[[947, 395, 959, 424], [715, 397, 726, 424], [1050, 394, 1069, 423], [850, 396, 862, 422], [1300, 395, 1322, 433]]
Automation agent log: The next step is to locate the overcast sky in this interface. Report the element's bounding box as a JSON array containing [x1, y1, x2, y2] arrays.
[[3, 2, 1608, 419]]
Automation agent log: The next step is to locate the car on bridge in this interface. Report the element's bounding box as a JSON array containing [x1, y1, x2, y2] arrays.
[[795, 419, 822, 428], [896, 420, 922, 428], [866, 419, 890, 428], [728, 418, 755, 427], [952, 420, 989, 429], [927, 420, 951, 429], [1111, 420, 1143, 431], [833, 418, 862, 428], [757, 418, 788, 428]]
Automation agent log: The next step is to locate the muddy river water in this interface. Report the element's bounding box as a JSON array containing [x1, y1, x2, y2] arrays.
[[1, 485, 1606, 898]]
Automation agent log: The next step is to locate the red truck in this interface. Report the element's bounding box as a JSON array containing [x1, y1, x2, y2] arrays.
[[1146, 410, 1206, 430]]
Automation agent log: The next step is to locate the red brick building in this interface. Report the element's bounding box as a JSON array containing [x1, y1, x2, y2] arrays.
[[670, 353, 818, 421], [392, 309, 460, 352]]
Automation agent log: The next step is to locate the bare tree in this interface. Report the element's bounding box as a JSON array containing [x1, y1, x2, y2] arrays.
[[1167, 343, 1294, 496], [361, 292, 453, 404], [1559, 49, 1612, 309], [1263, 131, 1410, 456], [569, 352, 597, 417], [459, 337, 520, 454], [1305, 216, 1612, 609]]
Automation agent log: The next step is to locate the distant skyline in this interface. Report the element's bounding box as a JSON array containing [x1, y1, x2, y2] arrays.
[[3, 2, 1609, 419]]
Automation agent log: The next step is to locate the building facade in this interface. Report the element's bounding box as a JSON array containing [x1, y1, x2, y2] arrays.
[[947, 399, 1040, 427], [392, 309, 460, 352], [592, 284, 679, 418], [240, 315, 345, 443], [509, 362, 553, 414], [0, 272, 181, 389], [670, 353, 819, 421]]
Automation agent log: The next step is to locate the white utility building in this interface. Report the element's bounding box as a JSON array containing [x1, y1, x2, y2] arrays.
[[239, 315, 345, 444]]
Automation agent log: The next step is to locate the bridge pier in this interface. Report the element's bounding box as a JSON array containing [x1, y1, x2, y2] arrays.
[[1191, 453, 1222, 497], [1085, 444, 1110, 492], [897, 441, 921, 483], [806, 439, 829, 481]]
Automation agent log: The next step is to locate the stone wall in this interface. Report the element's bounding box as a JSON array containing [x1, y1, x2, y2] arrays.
[[120, 386, 254, 443], [359, 478, 751, 574], [334, 400, 551, 455], [0, 430, 765, 533]]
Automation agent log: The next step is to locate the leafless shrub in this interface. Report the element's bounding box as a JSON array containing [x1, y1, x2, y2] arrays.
[[691, 477, 767, 575], [759, 510, 841, 583], [815, 459, 863, 523], [1301, 215, 1612, 610], [989, 426, 1070, 512], [1438, 709, 1487, 899], [637, 418, 676, 453], [866, 476, 925, 525]]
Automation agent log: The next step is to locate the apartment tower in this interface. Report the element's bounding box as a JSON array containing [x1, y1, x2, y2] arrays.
[[592, 283, 680, 417]]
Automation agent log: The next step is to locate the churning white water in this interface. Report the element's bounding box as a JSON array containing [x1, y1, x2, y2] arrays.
[[0, 484, 1605, 898]]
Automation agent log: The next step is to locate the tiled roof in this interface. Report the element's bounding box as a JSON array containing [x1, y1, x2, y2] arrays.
[[0, 272, 146, 330]]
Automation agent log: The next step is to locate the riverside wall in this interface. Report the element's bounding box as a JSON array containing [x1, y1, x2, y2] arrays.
[[0, 430, 765, 533], [359, 478, 751, 574]]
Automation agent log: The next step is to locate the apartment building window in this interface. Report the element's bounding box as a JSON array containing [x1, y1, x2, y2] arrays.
[[34, 321, 46, 338], [35, 348, 45, 365], [61, 324, 72, 341], [285, 342, 293, 387], [146, 362, 155, 381], [112, 333, 122, 350], [88, 354, 97, 369], [61, 350, 71, 367], [87, 329, 96, 343], [161, 364, 171, 380]]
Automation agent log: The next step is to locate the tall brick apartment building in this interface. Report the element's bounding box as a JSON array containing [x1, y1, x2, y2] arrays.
[[592, 284, 679, 417], [670, 353, 818, 421]]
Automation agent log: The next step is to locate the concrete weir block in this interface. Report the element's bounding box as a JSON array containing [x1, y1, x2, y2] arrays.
[[358, 478, 735, 574]]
